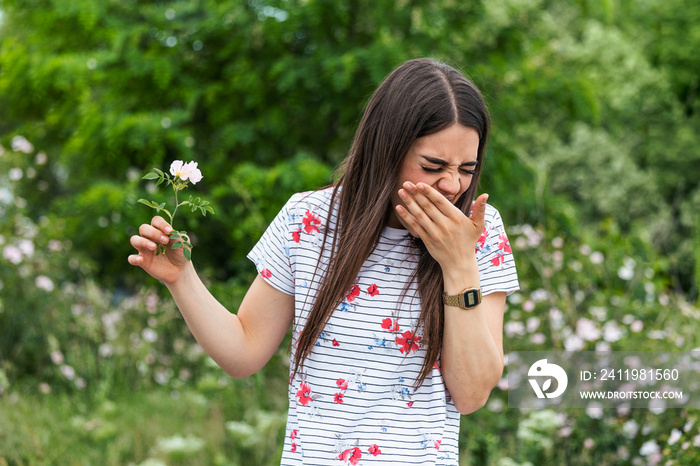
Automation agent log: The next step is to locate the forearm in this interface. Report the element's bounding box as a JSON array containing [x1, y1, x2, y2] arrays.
[[165, 262, 250, 377], [440, 260, 503, 414]]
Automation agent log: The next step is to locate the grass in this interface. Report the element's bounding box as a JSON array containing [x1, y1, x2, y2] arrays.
[[0, 383, 286, 466]]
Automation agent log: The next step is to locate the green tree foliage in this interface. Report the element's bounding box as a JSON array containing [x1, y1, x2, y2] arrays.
[[1, 0, 698, 293]]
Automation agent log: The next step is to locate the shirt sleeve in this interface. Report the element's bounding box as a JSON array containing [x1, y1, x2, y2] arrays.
[[246, 196, 297, 296], [475, 204, 520, 296]]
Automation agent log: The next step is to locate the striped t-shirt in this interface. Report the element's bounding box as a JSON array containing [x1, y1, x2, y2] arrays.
[[247, 187, 519, 465]]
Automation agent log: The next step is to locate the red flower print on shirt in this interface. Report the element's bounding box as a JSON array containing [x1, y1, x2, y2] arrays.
[[368, 444, 381, 456], [336, 378, 349, 390], [334, 393, 344, 404], [346, 285, 361, 302], [291, 443, 297, 453], [290, 429, 298, 439], [381, 318, 399, 333], [302, 210, 321, 234], [260, 268, 272, 279], [296, 382, 313, 406], [434, 440, 442, 450], [475, 226, 489, 252], [491, 254, 505, 267], [395, 330, 422, 354], [407, 401, 414, 407], [339, 447, 362, 465], [292, 228, 302, 243], [332, 338, 340, 347], [367, 284, 379, 296], [498, 233, 512, 253]]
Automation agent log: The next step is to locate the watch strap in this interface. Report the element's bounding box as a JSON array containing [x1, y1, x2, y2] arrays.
[[442, 288, 482, 309]]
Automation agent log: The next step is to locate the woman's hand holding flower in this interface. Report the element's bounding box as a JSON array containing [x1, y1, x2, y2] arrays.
[[128, 216, 190, 285]]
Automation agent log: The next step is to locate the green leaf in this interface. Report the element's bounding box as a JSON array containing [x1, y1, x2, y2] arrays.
[[183, 247, 192, 261], [138, 199, 159, 209], [172, 241, 183, 249], [154, 168, 164, 176], [156, 202, 166, 212], [169, 230, 181, 239], [142, 172, 159, 180], [155, 176, 165, 187], [204, 206, 215, 214]]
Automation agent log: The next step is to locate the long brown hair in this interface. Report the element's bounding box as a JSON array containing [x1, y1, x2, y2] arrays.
[[293, 58, 490, 386]]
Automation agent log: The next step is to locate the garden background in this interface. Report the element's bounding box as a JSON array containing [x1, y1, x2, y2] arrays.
[[1, 0, 699, 464]]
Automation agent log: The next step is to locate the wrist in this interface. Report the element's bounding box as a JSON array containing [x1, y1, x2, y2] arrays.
[[165, 261, 196, 290], [442, 256, 479, 294]]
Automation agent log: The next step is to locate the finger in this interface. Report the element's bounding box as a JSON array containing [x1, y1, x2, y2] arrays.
[[413, 182, 458, 217], [395, 204, 428, 239], [151, 216, 173, 235], [139, 223, 171, 245], [130, 234, 159, 253], [398, 187, 432, 227], [469, 193, 489, 227], [128, 254, 145, 266]]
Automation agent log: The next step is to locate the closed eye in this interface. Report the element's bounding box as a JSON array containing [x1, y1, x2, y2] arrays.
[[421, 166, 476, 175]]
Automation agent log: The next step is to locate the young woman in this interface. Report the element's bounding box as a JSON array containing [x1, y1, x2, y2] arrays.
[[128, 58, 519, 465]]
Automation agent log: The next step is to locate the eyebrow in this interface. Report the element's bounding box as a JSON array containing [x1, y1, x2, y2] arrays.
[[422, 156, 478, 167]]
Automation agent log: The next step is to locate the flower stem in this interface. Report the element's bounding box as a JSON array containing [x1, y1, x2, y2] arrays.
[[172, 184, 180, 226]]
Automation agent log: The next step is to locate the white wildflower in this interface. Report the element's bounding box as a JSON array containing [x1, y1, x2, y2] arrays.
[[639, 440, 659, 456], [60, 365, 76, 380], [12, 135, 34, 153], [668, 429, 682, 446], [35, 275, 54, 291], [589, 251, 604, 264], [3, 245, 22, 264]]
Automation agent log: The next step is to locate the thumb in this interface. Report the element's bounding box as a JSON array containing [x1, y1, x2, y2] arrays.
[[470, 193, 489, 226]]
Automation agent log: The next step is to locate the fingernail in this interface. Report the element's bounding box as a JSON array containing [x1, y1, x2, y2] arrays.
[[398, 190, 407, 199], [417, 183, 426, 191], [161, 236, 169, 243], [149, 242, 157, 250]]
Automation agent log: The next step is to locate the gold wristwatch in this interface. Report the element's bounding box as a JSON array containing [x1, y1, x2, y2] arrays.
[[442, 287, 482, 309]]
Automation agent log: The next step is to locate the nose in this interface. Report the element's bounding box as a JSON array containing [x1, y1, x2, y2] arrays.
[[436, 171, 461, 198]]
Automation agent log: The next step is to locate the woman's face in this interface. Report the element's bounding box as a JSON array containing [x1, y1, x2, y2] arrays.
[[388, 123, 480, 229]]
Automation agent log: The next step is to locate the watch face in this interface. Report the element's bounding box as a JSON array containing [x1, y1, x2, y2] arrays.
[[462, 289, 480, 308]]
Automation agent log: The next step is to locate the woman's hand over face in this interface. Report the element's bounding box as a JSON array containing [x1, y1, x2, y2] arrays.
[[395, 182, 488, 274]]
